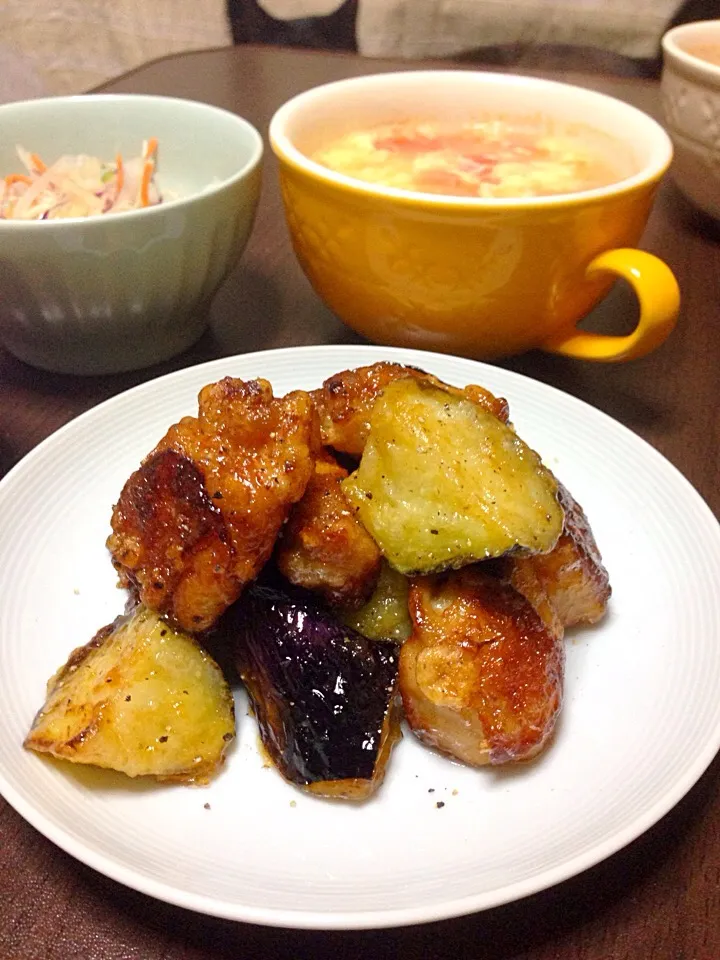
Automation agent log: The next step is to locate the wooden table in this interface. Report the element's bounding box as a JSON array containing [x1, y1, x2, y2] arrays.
[[1, 44, 718, 960]]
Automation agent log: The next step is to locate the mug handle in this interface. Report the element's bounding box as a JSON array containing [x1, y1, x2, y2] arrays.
[[539, 248, 680, 362]]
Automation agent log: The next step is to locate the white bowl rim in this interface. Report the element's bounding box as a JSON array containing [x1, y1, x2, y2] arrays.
[[662, 20, 720, 79], [0, 93, 264, 229], [269, 70, 673, 210]]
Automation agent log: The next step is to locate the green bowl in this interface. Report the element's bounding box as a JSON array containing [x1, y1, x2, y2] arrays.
[[0, 95, 263, 374]]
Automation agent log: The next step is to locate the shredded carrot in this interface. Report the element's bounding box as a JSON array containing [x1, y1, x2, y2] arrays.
[[5, 173, 32, 186], [2, 140, 163, 219], [143, 137, 158, 161], [115, 153, 124, 194], [139, 159, 153, 207]]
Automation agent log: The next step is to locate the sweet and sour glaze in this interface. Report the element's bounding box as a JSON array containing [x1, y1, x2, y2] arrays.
[[400, 567, 565, 766], [275, 449, 382, 608], [107, 377, 318, 632], [312, 361, 509, 456], [29, 361, 611, 795], [108, 364, 510, 633]]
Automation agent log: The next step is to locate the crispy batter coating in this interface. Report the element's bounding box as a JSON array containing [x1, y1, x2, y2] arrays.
[[311, 362, 509, 456], [505, 558, 564, 638], [512, 482, 611, 627], [276, 450, 381, 608], [107, 378, 318, 632], [107, 449, 237, 632], [399, 567, 564, 766]]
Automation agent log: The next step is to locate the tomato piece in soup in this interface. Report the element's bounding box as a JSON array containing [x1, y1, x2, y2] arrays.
[[413, 169, 478, 194], [374, 132, 443, 153], [312, 118, 634, 199]]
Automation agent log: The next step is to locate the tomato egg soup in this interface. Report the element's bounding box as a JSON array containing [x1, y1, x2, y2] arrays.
[[311, 118, 634, 199]]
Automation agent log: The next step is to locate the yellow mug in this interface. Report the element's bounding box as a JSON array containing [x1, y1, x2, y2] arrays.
[[270, 72, 679, 362]]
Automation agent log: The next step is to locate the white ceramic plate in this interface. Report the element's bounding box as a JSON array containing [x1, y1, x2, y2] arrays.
[[1, 344, 719, 930]]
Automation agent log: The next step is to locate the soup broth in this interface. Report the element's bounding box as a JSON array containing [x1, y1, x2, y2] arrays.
[[682, 41, 720, 67], [311, 117, 635, 199]]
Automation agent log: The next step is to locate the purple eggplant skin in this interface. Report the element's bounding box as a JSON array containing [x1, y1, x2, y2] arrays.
[[231, 584, 401, 800]]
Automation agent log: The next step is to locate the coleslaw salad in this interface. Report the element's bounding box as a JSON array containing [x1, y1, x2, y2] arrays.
[[0, 139, 162, 220]]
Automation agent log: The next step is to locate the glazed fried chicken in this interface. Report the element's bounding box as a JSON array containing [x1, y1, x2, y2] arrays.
[[276, 450, 382, 608], [107, 377, 318, 632], [399, 566, 564, 766], [511, 482, 611, 628], [312, 362, 509, 456], [398, 480, 609, 768]]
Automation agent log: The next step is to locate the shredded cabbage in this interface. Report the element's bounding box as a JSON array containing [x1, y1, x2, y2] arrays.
[[0, 140, 163, 220]]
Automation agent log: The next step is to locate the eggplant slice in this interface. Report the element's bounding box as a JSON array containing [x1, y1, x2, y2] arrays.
[[231, 584, 401, 800]]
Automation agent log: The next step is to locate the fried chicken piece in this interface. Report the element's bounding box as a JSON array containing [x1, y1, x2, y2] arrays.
[[107, 378, 318, 632], [312, 362, 509, 456], [506, 558, 564, 640], [399, 567, 564, 766], [107, 449, 239, 633], [511, 482, 611, 627], [276, 449, 381, 608]]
